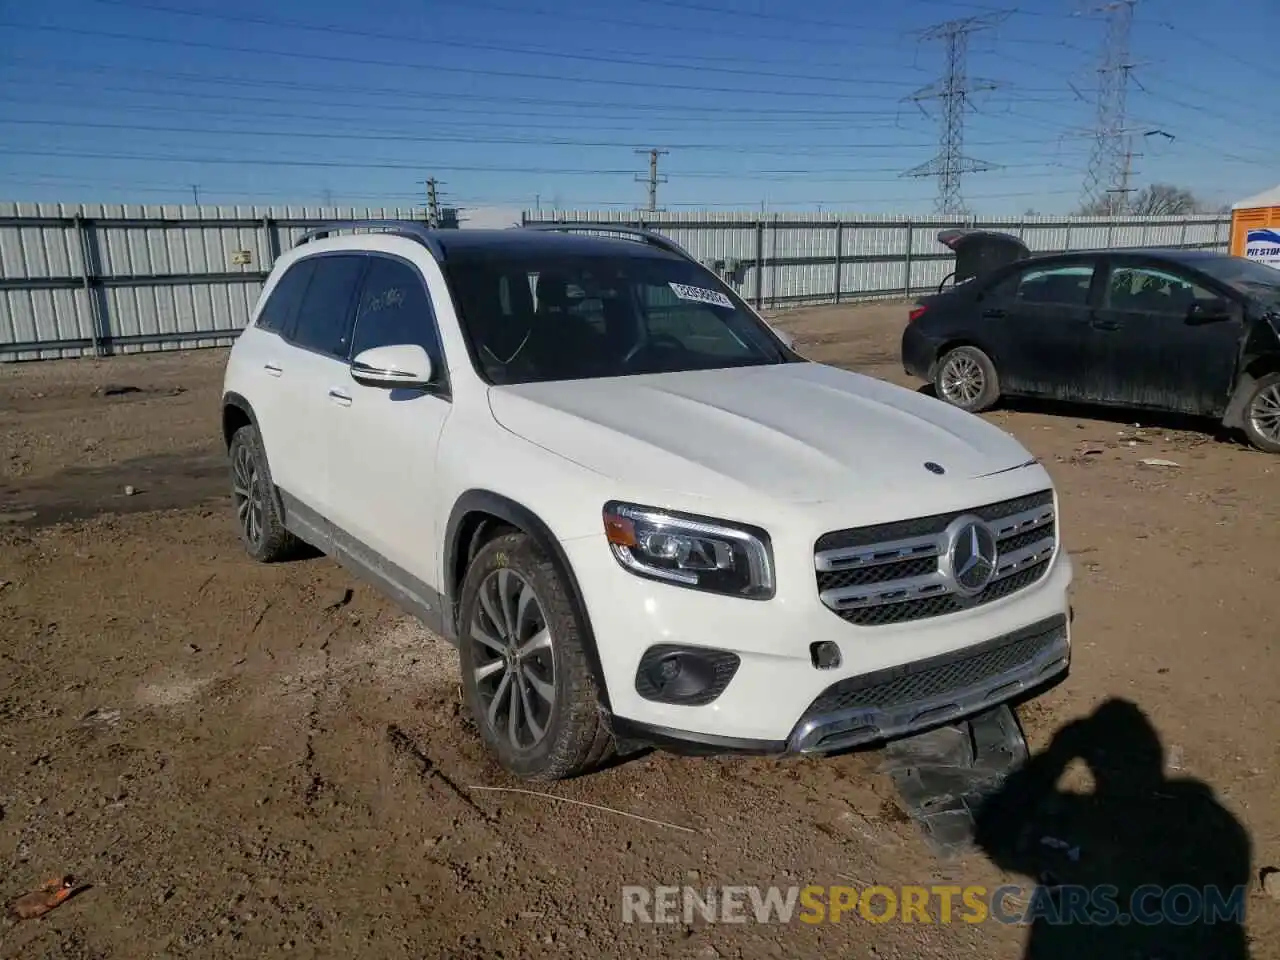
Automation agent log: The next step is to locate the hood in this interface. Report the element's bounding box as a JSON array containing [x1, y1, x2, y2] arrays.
[[486, 362, 1035, 504]]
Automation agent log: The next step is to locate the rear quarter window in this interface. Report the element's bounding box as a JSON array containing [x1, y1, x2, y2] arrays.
[[255, 259, 315, 336]]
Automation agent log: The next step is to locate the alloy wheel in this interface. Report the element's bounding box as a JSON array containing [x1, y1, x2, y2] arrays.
[[1249, 382, 1280, 444], [231, 442, 264, 546], [940, 353, 985, 406], [469, 568, 556, 751]]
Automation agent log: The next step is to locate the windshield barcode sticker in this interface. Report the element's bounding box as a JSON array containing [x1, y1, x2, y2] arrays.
[[669, 282, 734, 309]]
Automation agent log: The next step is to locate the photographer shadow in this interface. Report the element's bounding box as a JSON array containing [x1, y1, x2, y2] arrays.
[[973, 698, 1253, 959]]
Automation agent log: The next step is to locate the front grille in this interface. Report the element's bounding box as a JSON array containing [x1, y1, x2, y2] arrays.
[[815, 490, 1056, 627], [801, 615, 1067, 719]]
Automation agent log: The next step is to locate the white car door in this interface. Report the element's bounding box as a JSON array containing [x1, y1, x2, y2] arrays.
[[269, 252, 368, 520], [324, 251, 452, 587], [230, 258, 314, 494]]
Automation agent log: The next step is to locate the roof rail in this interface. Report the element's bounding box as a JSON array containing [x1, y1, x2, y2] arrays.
[[521, 222, 698, 266], [293, 219, 446, 261]]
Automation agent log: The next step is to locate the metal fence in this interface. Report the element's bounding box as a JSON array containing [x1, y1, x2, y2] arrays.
[[523, 209, 1233, 312], [0, 201, 1232, 361]]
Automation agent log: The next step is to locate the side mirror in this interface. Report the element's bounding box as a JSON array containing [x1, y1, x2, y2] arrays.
[[1187, 299, 1233, 324], [350, 344, 434, 389]]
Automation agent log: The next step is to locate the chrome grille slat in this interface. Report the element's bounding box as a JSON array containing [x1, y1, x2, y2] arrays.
[[815, 537, 940, 572], [815, 490, 1057, 627]]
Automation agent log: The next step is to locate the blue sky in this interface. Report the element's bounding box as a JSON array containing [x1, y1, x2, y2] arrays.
[[0, 0, 1275, 215]]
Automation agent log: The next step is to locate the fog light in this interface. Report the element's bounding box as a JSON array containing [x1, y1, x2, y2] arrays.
[[635, 645, 741, 706], [810, 641, 842, 670]]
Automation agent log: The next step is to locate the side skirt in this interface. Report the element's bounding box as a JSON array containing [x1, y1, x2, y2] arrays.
[[278, 489, 450, 641]]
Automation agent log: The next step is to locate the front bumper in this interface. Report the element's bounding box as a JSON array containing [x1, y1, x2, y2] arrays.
[[613, 614, 1069, 756], [563, 527, 1074, 753]]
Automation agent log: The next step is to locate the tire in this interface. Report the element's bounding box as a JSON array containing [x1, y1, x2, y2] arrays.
[[933, 345, 1001, 413], [457, 531, 615, 780], [228, 424, 300, 563], [1242, 372, 1280, 455]]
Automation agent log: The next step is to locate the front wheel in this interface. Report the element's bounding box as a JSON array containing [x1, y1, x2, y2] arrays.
[[933, 345, 1001, 413], [457, 532, 615, 780], [1242, 372, 1280, 454]]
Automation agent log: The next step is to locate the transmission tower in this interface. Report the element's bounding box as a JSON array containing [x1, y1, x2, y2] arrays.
[[902, 12, 1009, 217], [1080, 0, 1138, 213], [635, 148, 668, 212]]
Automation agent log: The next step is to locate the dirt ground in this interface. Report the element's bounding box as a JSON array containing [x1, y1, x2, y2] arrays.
[[1, 301, 1277, 959]]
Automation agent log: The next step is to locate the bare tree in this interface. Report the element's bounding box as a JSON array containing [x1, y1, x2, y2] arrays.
[[1076, 183, 1209, 217]]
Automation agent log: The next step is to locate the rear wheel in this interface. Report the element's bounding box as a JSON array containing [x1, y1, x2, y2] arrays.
[[228, 424, 299, 562], [1242, 372, 1280, 454], [458, 532, 614, 780], [934, 345, 1000, 413]]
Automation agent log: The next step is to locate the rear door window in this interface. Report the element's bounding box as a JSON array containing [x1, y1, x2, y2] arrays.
[[290, 254, 367, 359], [1012, 264, 1096, 307], [256, 259, 314, 336]]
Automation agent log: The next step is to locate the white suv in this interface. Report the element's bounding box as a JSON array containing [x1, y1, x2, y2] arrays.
[[221, 221, 1074, 780]]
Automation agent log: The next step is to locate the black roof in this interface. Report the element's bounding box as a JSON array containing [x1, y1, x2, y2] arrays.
[[434, 228, 679, 261], [1111, 247, 1232, 262], [1028, 246, 1233, 263]]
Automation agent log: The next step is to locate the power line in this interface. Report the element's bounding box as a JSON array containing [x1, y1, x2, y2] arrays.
[[0, 21, 1060, 104], [0, 56, 1073, 116], [83, 0, 947, 90], [901, 11, 1010, 216], [0, 174, 1086, 209], [0, 114, 1089, 158], [1081, 0, 1139, 213], [0, 147, 1078, 183]]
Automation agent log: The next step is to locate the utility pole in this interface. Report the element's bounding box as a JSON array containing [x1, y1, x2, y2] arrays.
[[190, 184, 200, 205], [1081, 0, 1139, 214], [901, 12, 1009, 217], [422, 177, 442, 227], [635, 148, 668, 212]]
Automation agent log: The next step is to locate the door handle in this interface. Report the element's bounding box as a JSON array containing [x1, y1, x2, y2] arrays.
[[263, 362, 283, 377], [982, 308, 1007, 319], [328, 388, 353, 407], [1091, 319, 1121, 331]]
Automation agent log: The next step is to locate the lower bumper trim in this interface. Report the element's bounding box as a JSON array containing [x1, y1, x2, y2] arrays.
[[786, 614, 1069, 754]]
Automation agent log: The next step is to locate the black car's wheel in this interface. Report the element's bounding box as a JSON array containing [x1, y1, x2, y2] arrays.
[[228, 424, 299, 562], [457, 532, 614, 780], [1242, 372, 1280, 454], [933, 345, 1000, 413]]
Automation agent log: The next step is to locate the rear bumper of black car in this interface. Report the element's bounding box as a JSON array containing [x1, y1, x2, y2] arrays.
[[901, 322, 936, 381]]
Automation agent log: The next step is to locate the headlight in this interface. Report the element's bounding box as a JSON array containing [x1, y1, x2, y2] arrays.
[[601, 501, 774, 600]]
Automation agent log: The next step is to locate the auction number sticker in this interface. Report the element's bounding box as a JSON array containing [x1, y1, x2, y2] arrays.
[[669, 282, 734, 309]]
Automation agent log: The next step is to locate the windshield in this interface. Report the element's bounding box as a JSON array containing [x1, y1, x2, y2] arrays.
[[1194, 255, 1280, 304], [442, 252, 792, 385]]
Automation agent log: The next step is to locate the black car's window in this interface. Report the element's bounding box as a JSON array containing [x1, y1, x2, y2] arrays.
[[1106, 266, 1218, 315], [443, 253, 788, 385], [350, 256, 445, 374], [256, 259, 314, 336], [1007, 264, 1095, 307], [290, 254, 367, 359]]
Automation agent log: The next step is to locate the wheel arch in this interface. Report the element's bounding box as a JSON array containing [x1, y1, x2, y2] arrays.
[[222, 392, 290, 522], [222, 391, 258, 449], [443, 490, 612, 712], [1222, 354, 1280, 430]]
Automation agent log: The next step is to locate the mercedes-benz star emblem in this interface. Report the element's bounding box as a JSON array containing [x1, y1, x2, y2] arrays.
[[946, 518, 999, 596], [924, 461, 945, 475]]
